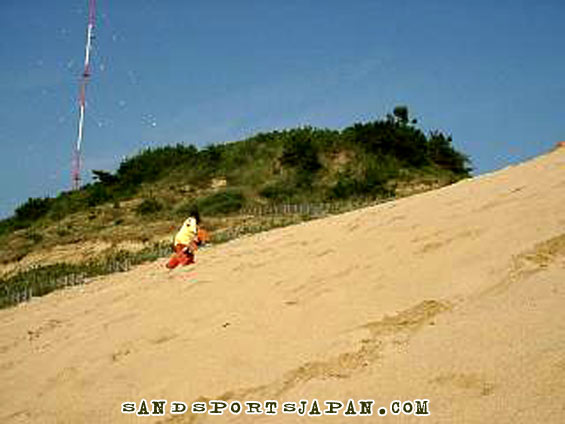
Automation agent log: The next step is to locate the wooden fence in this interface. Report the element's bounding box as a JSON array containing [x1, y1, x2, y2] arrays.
[[0, 242, 172, 309], [1, 198, 394, 309], [239, 198, 393, 217]]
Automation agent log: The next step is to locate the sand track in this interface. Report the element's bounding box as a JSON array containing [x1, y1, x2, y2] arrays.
[[1, 149, 564, 423]]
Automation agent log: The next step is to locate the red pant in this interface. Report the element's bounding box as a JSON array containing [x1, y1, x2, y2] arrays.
[[166, 244, 195, 269]]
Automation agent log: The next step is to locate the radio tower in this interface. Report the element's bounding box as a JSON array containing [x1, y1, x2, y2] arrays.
[[72, 0, 96, 190]]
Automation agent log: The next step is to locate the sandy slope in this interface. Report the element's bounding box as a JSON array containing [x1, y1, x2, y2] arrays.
[[1, 149, 564, 423]]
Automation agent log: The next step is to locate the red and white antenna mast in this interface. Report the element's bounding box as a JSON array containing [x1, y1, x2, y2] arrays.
[[72, 0, 96, 190]]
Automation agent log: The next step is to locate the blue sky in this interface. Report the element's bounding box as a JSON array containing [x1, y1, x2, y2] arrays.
[[1, 0, 564, 218]]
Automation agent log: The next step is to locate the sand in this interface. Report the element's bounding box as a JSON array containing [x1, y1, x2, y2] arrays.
[[1, 148, 564, 423]]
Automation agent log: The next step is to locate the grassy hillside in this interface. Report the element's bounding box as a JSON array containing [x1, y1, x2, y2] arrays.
[[0, 107, 470, 271]]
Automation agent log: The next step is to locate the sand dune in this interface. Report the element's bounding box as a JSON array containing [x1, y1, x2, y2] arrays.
[[1, 148, 564, 423]]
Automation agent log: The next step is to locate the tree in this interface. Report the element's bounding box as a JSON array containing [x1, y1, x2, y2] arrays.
[[393, 105, 409, 125], [280, 134, 322, 189], [92, 170, 118, 185], [428, 131, 472, 175], [14, 197, 52, 223]]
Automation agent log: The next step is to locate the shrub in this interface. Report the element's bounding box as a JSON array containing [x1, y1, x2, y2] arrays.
[[428, 131, 472, 175], [56, 227, 70, 237], [86, 184, 113, 207], [0, 218, 18, 236], [174, 199, 197, 217], [14, 197, 52, 224], [259, 181, 295, 202], [116, 143, 199, 191], [46, 192, 82, 221], [329, 172, 360, 199], [362, 156, 398, 194], [329, 156, 397, 199], [92, 170, 118, 185], [280, 134, 322, 173], [136, 198, 163, 215], [195, 190, 245, 216], [24, 229, 43, 243]]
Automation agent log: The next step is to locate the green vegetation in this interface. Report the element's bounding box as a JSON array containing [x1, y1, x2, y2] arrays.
[[0, 243, 170, 309], [0, 107, 471, 269], [0, 199, 377, 309], [136, 198, 163, 216], [193, 189, 246, 216]]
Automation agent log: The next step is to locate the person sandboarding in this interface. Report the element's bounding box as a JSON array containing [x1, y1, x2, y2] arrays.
[[166, 209, 207, 269]]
